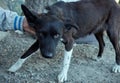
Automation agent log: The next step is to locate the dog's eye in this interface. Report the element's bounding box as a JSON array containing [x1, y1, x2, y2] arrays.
[[39, 33, 44, 37], [54, 34, 60, 39], [39, 33, 43, 36], [39, 32, 47, 38]]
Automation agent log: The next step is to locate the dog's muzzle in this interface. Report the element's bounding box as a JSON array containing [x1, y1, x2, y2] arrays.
[[42, 52, 54, 58]]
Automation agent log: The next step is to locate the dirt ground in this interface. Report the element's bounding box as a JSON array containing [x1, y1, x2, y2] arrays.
[[0, 31, 120, 83]]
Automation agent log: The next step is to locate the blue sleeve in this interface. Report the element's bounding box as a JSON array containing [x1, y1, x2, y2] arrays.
[[0, 7, 24, 31]]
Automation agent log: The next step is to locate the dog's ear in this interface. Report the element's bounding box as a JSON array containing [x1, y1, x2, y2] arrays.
[[64, 19, 79, 31], [65, 23, 79, 30], [21, 4, 37, 27]]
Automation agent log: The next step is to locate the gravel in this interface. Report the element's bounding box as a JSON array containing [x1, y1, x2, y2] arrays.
[[0, 31, 120, 83]]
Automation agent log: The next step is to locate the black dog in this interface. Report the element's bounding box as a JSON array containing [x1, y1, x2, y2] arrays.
[[8, 0, 120, 82]]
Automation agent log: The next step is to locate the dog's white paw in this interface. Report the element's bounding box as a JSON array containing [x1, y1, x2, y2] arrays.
[[8, 59, 26, 72], [112, 64, 120, 73], [58, 72, 67, 83], [8, 62, 22, 72]]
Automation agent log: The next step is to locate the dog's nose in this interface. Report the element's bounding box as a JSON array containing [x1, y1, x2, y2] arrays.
[[43, 52, 54, 58]]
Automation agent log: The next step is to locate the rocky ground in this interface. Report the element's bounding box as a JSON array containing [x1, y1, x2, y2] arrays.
[[0, 31, 120, 83]]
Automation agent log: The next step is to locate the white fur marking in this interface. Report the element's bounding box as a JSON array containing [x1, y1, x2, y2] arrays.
[[8, 58, 26, 72], [60, 38, 64, 42], [58, 48, 73, 82], [112, 64, 120, 73]]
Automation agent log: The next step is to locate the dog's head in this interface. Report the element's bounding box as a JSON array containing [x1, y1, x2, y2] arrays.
[[21, 5, 65, 58], [21, 5, 79, 58]]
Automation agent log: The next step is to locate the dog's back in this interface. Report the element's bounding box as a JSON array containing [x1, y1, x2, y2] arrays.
[[47, 0, 118, 38]]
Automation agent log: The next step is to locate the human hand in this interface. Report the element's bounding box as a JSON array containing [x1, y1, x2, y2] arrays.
[[23, 18, 35, 35]]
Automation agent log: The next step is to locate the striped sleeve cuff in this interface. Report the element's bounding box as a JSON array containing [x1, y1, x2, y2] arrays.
[[14, 16, 25, 31]]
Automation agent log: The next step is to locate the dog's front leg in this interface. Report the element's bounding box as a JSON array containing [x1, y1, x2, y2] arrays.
[[8, 40, 39, 72], [58, 48, 73, 82]]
